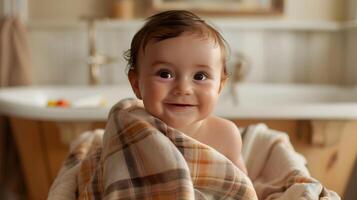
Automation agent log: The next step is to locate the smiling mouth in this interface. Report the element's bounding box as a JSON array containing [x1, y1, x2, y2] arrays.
[[165, 103, 196, 108], [164, 103, 196, 113], [169, 103, 194, 107]]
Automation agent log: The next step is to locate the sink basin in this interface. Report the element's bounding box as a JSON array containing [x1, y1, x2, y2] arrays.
[[0, 83, 357, 121]]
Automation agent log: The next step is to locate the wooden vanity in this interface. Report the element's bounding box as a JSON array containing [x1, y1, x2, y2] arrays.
[[10, 117, 357, 200], [10, 118, 106, 200]]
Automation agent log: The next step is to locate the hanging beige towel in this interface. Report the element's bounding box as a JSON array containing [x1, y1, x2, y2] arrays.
[[0, 16, 32, 199], [0, 16, 31, 86]]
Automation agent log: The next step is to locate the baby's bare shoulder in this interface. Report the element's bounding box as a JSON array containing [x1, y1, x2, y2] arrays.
[[204, 116, 247, 173], [205, 116, 242, 151], [206, 116, 241, 137]]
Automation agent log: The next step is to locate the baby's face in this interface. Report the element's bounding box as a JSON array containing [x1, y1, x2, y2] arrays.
[[129, 33, 224, 129]]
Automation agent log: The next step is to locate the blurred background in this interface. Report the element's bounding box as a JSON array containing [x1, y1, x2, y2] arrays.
[[0, 0, 356, 199], [0, 0, 356, 86]]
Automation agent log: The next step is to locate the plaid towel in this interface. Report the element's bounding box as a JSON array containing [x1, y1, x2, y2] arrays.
[[48, 98, 258, 200], [241, 124, 340, 200]]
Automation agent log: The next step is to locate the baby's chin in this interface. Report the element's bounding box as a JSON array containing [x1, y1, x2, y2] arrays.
[[145, 110, 197, 130], [156, 116, 189, 130], [162, 119, 184, 129]]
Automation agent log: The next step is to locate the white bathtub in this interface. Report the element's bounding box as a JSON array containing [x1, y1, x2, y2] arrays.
[[0, 83, 356, 121]]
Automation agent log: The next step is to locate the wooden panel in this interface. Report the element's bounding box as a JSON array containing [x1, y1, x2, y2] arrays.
[[41, 122, 70, 181], [291, 121, 357, 197], [230, 119, 301, 135], [92, 121, 107, 129], [42, 121, 107, 181], [344, 158, 357, 199], [10, 117, 51, 200]]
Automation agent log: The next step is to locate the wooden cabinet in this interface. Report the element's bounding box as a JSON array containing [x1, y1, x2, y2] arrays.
[[10, 117, 356, 199], [10, 117, 106, 200]]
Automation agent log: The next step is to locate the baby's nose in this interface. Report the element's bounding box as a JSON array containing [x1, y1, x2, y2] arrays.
[[173, 79, 193, 96]]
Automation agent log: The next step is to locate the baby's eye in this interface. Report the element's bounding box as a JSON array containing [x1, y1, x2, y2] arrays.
[[157, 70, 173, 79], [193, 72, 207, 81]]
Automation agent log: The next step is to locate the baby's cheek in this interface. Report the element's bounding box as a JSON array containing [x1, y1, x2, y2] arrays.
[[199, 89, 220, 112], [201, 84, 221, 98]]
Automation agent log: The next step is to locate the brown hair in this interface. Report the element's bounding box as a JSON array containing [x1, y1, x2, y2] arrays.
[[124, 10, 229, 80]]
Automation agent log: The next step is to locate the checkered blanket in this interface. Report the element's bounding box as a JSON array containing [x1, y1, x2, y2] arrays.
[[241, 124, 340, 200], [48, 98, 258, 200]]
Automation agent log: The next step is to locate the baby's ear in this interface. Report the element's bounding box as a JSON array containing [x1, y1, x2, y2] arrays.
[[218, 78, 227, 94], [128, 70, 142, 100]]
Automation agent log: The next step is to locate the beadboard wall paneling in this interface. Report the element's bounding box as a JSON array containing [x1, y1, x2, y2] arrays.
[[345, 29, 357, 85], [28, 25, 347, 86], [29, 29, 88, 85], [344, 0, 357, 85], [263, 31, 299, 83], [96, 28, 138, 85], [305, 32, 344, 84], [347, 0, 357, 20], [223, 30, 265, 83]]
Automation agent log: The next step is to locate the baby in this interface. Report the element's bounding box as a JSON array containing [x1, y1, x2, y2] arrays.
[[125, 10, 247, 174]]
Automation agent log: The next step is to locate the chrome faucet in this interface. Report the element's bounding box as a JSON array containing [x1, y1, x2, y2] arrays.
[[230, 52, 250, 104], [86, 18, 117, 85]]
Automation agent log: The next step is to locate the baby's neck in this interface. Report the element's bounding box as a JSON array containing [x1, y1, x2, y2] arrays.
[[177, 120, 206, 138]]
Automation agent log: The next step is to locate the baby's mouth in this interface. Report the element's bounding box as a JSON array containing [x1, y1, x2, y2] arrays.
[[169, 103, 194, 107], [165, 102, 197, 109]]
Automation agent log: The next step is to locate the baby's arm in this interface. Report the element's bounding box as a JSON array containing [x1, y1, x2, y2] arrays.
[[219, 120, 248, 174], [203, 116, 248, 174]]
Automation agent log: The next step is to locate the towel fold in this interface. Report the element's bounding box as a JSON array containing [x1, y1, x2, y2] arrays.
[[48, 98, 258, 200], [241, 124, 340, 200]]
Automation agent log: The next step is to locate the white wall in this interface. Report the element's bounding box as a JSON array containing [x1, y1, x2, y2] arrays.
[[0, 0, 3, 16], [28, 23, 346, 85], [0, 0, 28, 21], [25, 0, 353, 86], [347, 0, 357, 20], [344, 0, 357, 85], [345, 30, 357, 85]]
